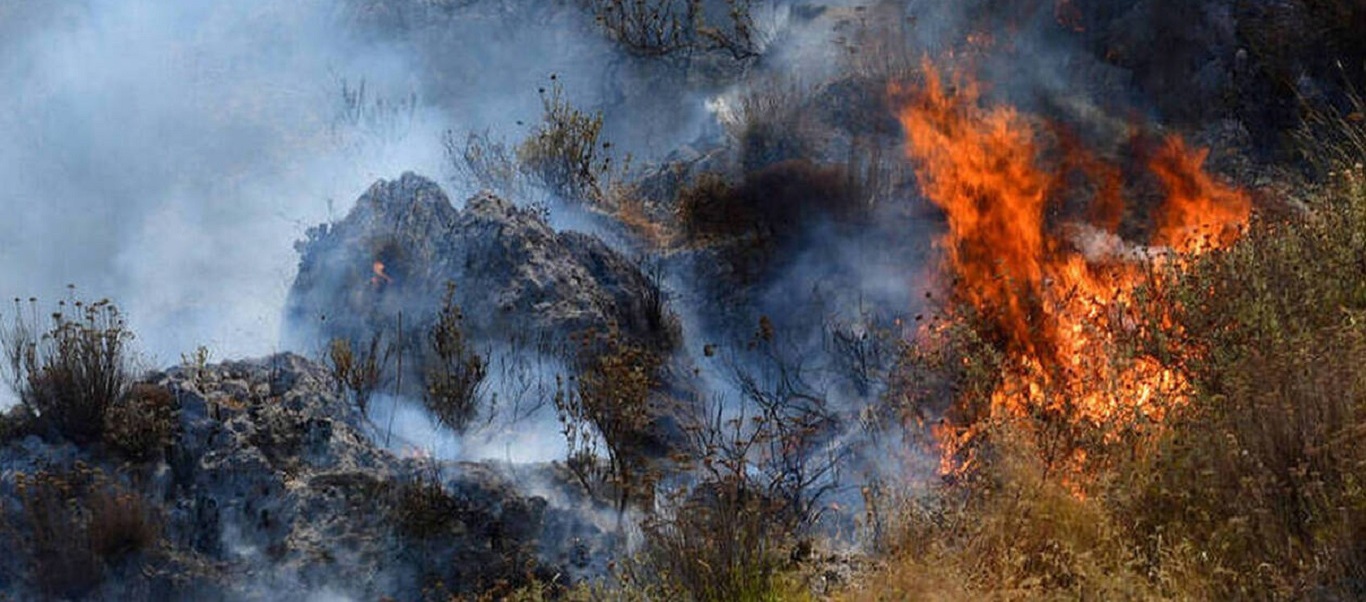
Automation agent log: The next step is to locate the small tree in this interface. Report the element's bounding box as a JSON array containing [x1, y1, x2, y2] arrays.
[[1, 295, 135, 445], [422, 284, 487, 432]]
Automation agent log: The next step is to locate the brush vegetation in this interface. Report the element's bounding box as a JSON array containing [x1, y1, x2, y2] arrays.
[[852, 126, 1366, 600]]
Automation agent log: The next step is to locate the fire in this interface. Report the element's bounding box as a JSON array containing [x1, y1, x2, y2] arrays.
[[896, 61, 1251, 478], [370, 260, 392, 288], [1149, 136, 1252, 254]]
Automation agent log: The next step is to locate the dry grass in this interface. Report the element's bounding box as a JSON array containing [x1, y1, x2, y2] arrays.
[[103, 382, 178, 462], [12, 464, 161, 599], [855, 123, 1366, 599]]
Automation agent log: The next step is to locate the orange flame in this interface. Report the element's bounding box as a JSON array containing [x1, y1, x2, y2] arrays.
[[370, 260, 392, 288], [896, 61, 1251, 479], [1149, 137, 1252, 254]]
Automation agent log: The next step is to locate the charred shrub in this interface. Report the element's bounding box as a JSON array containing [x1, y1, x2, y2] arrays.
[[588, 0, 772, 62], [13, 465, 161, 599], [588, 0, 695, 59], [422, 284, 488, 433], [677, 159, 866, 279], [1, 296, 135, 445], [391, 468, 460, 540], [679, 160, 866, 245], [0, 403, 36, 445], [103, 383, 178, 462]]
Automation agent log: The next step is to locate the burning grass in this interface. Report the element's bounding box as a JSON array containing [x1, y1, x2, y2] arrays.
[[861, 59, 1366, 600], [894, 60, 1251, 481]]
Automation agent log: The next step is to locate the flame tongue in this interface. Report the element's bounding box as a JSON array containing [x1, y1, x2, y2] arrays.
[[1150, 136, 1252, 253], [897, 61, 1252, 478], [898, 62, 1052, 359]]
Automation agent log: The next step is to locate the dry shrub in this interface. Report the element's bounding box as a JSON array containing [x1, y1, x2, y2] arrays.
[[852, 426, 1152, 601], [557, 332, 662, 518], [326, 332, 388, 417], [423, 284, 488, 433], [446, 129, 525, 201], [2, 296, 135, 445], [1116, 165, 1366, 598], [0, 403, 35, 444], [103, 382, 178, 462], [517, 78, 611, 204], [642, 477, 798, 602], [13, 464, 161, 599]]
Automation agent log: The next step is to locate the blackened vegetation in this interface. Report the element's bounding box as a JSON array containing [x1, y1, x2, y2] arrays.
[[388, 463, 551, 597], [677, 159, 869, 282]]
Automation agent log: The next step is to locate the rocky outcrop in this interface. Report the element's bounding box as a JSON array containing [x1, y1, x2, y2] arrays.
[[285, 172, 678, 358], [0, 354, 612, 601]]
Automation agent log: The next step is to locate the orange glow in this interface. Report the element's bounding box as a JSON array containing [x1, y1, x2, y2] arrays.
[[370, 260, 392, 288], [895, 61, 1252, 480]]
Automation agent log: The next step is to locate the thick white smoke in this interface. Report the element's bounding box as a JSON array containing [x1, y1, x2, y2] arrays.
[[0, 1, 456, 370]]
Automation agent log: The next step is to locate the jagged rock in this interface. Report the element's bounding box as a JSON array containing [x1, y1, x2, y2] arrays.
[[285, 172, 678, 359]]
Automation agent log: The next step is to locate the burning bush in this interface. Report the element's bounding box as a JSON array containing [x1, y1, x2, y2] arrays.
[[868, 55, 1366, 599], [1, 295, 136, 445], [894, 60, 1251, 480], [1114, 165, 1366, 598]]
